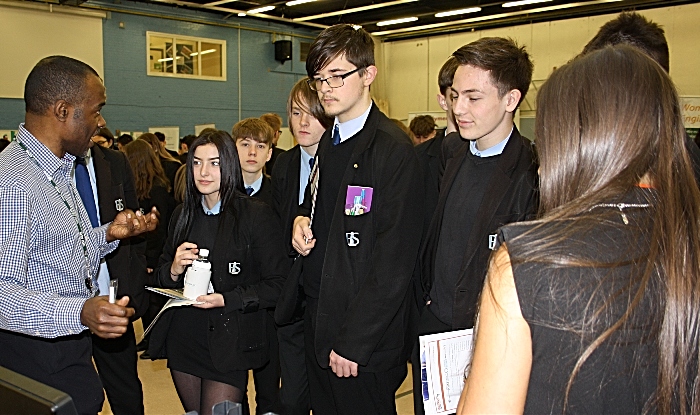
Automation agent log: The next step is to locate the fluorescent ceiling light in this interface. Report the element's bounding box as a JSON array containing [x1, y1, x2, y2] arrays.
[[247, 5, 275, 14], [503, 0, 552, 7], [152, 0, 328, 29], [435, 7, 481, 18], [376, 17, 418, 26], [158, 57, 183, 62], [294, 0, 418, 22], [372, 0, 622, 36], [190, 49, 216, 56], [286, 0, 316, 5]]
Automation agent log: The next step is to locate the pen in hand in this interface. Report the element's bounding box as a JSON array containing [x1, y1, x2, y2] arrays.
[[108, 280, 118, 304]]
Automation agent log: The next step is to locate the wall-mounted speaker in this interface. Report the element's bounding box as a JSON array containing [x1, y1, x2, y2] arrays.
[[274, 40, 292, 64]]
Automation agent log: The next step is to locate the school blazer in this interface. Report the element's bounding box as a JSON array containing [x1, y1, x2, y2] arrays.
[[92, 145, 149, 319], [415, 129, 446, 236], [253, 174, 275, 209], [419, 126, 539, 330], [150, 197, 289, 371], [270, 145, 303, 256], [277, 104, 424, 372]]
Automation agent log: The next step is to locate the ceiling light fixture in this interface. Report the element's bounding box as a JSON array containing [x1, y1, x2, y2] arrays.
[[435, 7, 481, 18], [503, 0, 552, 7], [247, 5, 275, 14], [376, 17, 418, 26], [286, 0, 316, 5], [372, 0, 622, 36], [294, 0, 418, 22]]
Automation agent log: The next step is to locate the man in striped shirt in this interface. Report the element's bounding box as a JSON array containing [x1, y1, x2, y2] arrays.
[[0, 56, 157, 415]]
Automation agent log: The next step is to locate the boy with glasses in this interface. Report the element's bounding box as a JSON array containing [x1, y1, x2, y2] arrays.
[[278, 24, 423, 415]]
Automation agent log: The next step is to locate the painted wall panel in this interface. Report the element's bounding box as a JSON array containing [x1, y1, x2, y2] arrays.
[[0, 3, 318, 136], [0, 4, 103, 99]]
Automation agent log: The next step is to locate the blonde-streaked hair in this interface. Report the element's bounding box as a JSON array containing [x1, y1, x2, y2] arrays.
[[287, 78, 333, 137]]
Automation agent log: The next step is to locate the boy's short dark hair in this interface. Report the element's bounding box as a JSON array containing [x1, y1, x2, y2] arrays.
[[154, 131, 166, 142], [438, 56, 460, 96], [180, 134, 197, 148], [117, 134, 133, 146], [409, 115, 436, 138], [581, 12, 669, 72], [96, 127, 114, 142], [306, 24, 375, 77], [452, 37, 533, 109], [232, 118, 274, 146]]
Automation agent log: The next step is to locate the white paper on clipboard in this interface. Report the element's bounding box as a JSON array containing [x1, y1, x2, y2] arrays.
[[419, 328, 474, 415], [139, 288, 203, 342]]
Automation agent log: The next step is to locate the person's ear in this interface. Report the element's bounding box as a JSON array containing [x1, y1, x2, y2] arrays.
[[54, 100, 70, 122], [265, 146, 272, 162], [363, 65, 378, 87], [504, 89, 522, 113], [437, 93, 449, 111]]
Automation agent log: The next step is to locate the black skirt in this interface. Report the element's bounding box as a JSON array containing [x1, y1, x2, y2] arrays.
[[165, 306, 247, 389]]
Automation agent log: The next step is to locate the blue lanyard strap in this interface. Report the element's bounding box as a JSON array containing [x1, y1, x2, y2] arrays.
[[16, 140, 96, 295]]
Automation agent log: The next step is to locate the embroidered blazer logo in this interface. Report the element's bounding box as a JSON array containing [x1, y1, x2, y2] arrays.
[[229, 262, 241, 274], [114, 198, 124, 211], [346, 232, 360, 247], [488, 234, 497, 250]]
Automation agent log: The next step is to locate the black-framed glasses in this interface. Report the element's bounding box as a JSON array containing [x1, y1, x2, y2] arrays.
[[307, 67, 365, 92]]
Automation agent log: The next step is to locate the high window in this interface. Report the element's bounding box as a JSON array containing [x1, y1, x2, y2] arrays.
[[147, 32, 226, 81]]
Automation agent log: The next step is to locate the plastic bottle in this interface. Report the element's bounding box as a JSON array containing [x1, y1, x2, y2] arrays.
[[183, 248, 212, 300]]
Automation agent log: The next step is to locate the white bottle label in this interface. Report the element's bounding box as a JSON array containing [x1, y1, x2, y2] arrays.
[[183, 263, 211, 300]]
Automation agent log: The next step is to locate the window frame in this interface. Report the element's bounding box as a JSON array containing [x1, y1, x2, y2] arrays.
[[147, 31, 227, 81]]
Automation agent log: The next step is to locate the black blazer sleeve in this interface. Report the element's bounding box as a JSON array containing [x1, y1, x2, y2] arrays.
[[154, 205, 184, 288], [141, 185, 176, 270], [94, 145, 149, 318], [221, 201, 289, 314]]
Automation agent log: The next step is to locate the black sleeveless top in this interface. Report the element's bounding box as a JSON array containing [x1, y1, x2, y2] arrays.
[[500, 188, 659, 414]]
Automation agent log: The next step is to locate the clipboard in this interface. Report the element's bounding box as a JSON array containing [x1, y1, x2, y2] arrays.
[[146, 286, 202, 303]]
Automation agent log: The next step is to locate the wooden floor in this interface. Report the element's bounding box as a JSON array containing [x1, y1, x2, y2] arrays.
[[99, 320, 416, 415]]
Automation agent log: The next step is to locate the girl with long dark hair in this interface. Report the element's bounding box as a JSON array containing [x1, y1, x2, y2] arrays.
[[123, 139, 176, 271], [147, 130, 288, 415], [458, 46, 700, 414]]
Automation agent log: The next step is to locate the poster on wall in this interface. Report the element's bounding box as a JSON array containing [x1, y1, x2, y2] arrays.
[[682, 96, 700, 140], [0, 130, 17, 141], [149, 127, 180, 151]]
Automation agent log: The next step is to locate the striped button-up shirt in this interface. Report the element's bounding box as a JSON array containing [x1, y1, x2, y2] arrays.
[[0, 124, 118, 338]]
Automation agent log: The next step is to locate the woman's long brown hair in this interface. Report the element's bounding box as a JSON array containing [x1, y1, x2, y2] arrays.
[[138, 132, 181, 163], [123, 139, 171, 201], [510, 45, 700, 414]]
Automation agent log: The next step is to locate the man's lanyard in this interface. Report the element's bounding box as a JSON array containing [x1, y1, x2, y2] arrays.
[[16, 140, 96, 295]]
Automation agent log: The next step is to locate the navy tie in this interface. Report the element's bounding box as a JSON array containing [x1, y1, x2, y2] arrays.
[[75, 157, 99, 228], [309, 157, 315, 170], [332, 125, 341, 146], [245, 186, 254, 196]]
